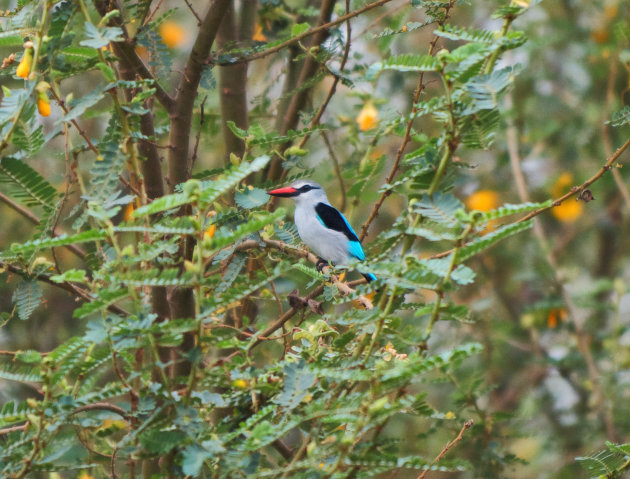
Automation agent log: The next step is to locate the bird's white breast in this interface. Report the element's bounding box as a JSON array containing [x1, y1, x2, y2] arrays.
[[294, 202, 351, 265]]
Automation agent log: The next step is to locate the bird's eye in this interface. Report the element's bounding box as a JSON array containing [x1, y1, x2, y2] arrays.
[[300, 185, 312, 192]]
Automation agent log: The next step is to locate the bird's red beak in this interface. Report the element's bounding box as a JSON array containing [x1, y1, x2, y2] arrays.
[[267, 186, 299, 197]]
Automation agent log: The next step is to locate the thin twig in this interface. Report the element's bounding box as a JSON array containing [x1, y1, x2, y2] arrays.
[[1, 261, 129, 317], [0, 424, 28, 436], [517, 137, 630, 224], [504, 91, 619, 440], [431, 137, 630, 260], [416, 420, 473, 479], [142, 0, 165, 26], [322, 131, 346, 211], [183, 0, 203, 25], [296, 0, 353, 153], [191, 96, 207, 174], [601, 58, 630, 210], [71, 402, 130, 420], [360, 1, 455, 241], [49, 88, 99, 155], [213, 0, 396, 66]]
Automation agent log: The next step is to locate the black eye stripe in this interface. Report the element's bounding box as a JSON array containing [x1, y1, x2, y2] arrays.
[[299, 185, 319, 192]]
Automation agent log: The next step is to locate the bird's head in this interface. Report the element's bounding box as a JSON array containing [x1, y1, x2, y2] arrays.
[[267, 180, 327, 205]]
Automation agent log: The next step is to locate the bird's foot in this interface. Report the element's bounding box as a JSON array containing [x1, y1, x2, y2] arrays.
[[316, 259, 329, 273]]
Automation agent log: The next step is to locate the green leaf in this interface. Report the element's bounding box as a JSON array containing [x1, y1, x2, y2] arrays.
[[140, 429, 187, 454], [80, 21, 123, 49], [414, 193, 464, 226], [199, 155, 271, 204], [608, 105, 630, 127], [434, 25, 497, 44], [472, 200, 551, 221], [131, 192, 189, 217], [60, 46, 99, 61], [459, 109, 501, 149], [0, 157, 58, 211], [455, 220, 534, 264], [12, 280, 42, 321], [273, 361, 316, 411], [235, 187, 270, 209], [181, 444, 212, 476], [60, 83, 109, 123], [9, 230, 105, 256], [13, 122, 45, 156], [14, 350, 42, 364], [366, 54, 440, 80], [575, 448, 627, 477], [0, 88, 30, 128], [73, 289, 128, 318], [0, 31, 24, 47], [50, 269, 88, 283], [463, 67, 513, 112], [0, 365, 41, 384], [291, 22, 310, 36], [208, 210, 285, 250]]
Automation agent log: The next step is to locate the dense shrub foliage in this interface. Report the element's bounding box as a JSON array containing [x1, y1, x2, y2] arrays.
[[0, 0, 629, 478]]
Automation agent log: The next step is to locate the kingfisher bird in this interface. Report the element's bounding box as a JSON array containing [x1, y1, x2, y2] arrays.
[[267, 180, 376, 282]]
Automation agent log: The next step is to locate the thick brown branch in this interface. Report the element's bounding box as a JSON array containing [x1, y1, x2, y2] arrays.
[[217, 0, 254, 163], [168, 0, 231, 189]]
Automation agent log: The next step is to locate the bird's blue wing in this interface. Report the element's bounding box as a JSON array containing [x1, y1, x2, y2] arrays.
[[314, 202, 365, 260]]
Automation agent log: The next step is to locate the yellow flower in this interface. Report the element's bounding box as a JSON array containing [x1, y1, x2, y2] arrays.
[[604, 4, 618, 18], [551, 172, 573, 196], [36, 82, 51, 117], [551, 173, 583, 223], [552, 200, 583, 223], [37, 96, 50, 116], [253, 23, 267, 42], [16, 43, 33, 79], [356, 103, 378, 131], [547, 308, 567, 328], [123, 203, 135, 222], [444, 411, 456, 420], [466, 189, 500, 212], [203, 224, 216, 239], [232, 378, 248, 389], [159, 21, 186, 48], [591, 28, 608, 44]]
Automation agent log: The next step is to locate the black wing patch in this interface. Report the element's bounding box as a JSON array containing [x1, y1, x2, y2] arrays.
[[314, 202, 360, 242]]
